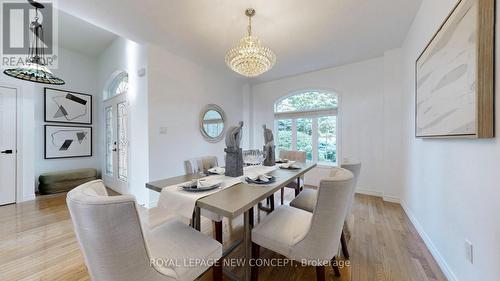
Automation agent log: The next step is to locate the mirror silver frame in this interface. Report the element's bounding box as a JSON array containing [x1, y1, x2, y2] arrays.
[[199, 104, 226, 143]]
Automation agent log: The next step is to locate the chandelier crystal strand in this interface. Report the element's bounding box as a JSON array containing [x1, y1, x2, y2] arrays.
[[225, 8, 276, 77]]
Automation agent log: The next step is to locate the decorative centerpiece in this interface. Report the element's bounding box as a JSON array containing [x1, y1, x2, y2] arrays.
[[225, 121, 244, 177], [262, 125, 275, 166]]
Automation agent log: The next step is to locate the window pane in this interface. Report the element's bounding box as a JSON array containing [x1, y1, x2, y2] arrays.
[[296, 118, 313, 161], [275, 119, 292, 154], [105, 106, 113, 176], [117, 102, 128, 182], [276, 91, 337, 113], [318, 116, 337, 164], [105, 72, 129, 100]]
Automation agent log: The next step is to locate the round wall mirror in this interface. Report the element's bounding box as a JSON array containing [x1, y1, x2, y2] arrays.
[[200, 104, 226, 143]]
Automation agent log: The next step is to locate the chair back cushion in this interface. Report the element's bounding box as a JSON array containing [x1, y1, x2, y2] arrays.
[[184, 156, 218, 174], [291, 168, 353, 262], [66, 180, 165, 281], [341, 162, 361, 219], [340, 162, 361, 188], [279, 150, 307, 163]]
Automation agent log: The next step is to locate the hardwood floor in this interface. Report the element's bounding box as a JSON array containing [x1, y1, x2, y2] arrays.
[[0, 189, 447, 281]]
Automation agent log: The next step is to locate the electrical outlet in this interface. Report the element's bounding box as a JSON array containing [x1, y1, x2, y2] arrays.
[[159, 127, 168, 135], [465, 240, 473, 264]]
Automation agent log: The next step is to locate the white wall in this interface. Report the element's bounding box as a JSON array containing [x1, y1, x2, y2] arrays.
[[400, 1, 500, 280], [1, 47, 99, 200], [147, 44, 245, 204], [34, 48, 100, 186], [250, 57, 394, 195], [97, 37, 150, 205]]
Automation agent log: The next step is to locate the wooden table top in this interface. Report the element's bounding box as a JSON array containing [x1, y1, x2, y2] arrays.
[[146, 162, 317, 218]]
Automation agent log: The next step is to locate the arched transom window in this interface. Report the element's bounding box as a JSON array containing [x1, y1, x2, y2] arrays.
[[105, 72, 128, 100], [274, 91, 338, 165]]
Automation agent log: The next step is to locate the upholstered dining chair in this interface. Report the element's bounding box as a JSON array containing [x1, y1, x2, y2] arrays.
[[289, 162, 361, 259], [182, 156, 227, 242], [278, 150, 307, 204], [67, 180, 222, 281], [251, 168, 354, 280], [184, 156, 218, 175]]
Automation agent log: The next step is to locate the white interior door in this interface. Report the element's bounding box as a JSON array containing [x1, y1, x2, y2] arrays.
[[102, 94, 129, 193], [0, 87, 17, 205]]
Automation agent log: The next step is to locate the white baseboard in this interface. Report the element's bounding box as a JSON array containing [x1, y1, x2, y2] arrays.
[[21, 194, 36, 202], [356, 189, 401, 204], [356, 188, 383, 197], [400, 200, 459, 281], [382, 195, 400, 203]]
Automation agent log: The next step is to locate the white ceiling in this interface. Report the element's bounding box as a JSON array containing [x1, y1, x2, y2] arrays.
[[56, 0, 422, 81], [58, 10, 117, 58]]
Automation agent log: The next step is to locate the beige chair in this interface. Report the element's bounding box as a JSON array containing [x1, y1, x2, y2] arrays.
[[67, 180, 222, 281], [290, 162, 361, 259], [278, 150, 307, 204], [184, 156, 218, 174], [180, 156, 226, 242], [251, 168, 354, 280]]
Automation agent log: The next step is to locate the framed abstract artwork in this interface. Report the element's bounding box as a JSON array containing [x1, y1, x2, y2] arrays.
[[415, 0, 494, 138], [44, 88, 92, 125], [45, 125, 92, 159]]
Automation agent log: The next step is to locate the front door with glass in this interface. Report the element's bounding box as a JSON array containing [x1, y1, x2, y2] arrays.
[[102, 93, 128, 193]]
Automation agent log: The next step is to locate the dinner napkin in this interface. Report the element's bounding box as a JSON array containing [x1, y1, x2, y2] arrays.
[[184, 178, 219, 188], [280, 161, 296, 169], [248, 174, 272, 182], [208, 167, 225, 175]]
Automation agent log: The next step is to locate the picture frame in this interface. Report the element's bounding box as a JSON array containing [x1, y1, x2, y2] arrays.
[[44, 87, 93, 125], [44, 125, 92, 159], [415, 0, 494, 138]]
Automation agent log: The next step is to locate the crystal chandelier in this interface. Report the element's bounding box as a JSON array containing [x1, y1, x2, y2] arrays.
[[225, 8, 276, 77], [3, 0, 65, 85]]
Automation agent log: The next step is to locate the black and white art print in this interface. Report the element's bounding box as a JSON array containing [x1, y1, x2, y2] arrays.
[[45, 88, 92, 124], [45, 125, 92, 159]]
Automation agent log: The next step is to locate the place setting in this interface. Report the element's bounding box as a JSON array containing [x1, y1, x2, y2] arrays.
[[180, 178, 223, 192]]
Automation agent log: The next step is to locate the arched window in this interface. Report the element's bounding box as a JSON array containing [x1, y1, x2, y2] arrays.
[[104, 72, 128, 100], [274, 91, 338, 165]]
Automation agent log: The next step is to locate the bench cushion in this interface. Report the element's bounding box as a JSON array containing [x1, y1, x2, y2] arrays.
[[39, 177, 98, 194], [39, 168, 97, 184]]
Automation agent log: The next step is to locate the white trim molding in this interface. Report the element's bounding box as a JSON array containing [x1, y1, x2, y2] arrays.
[[355, 188, 400, 204], [400, 200, 459, 281]]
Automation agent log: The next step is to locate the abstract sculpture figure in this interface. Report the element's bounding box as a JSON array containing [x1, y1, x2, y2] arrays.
[[262, 125, 276, 166], [225, 121, 244, 177]]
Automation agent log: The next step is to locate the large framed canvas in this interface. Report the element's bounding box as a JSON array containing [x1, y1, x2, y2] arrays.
[[415, 0, 494, 138], [45, 125, 92, 159], [45, 88, 92, 125]]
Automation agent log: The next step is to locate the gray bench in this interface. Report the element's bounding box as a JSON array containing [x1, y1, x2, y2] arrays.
[[38, 168, 98, 195]]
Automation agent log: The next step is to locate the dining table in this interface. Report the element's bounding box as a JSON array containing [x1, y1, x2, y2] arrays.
[[146, 162, 317, 281]]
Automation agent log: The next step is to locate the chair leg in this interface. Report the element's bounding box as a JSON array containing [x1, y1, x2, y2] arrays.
[[251, 243, 260, 281], [340, 231, 349, 259], [214, 221, 223, 243], [280, 188, 284, 205], [315, 265, 325, 281], [331, 256, 341, 277], [213, 259, 223, 281], [294, 187, 300, 196]]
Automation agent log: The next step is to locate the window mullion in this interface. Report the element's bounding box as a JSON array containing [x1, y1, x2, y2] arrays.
[[312, 117, 318, 163], [291, 119, 297, 150]]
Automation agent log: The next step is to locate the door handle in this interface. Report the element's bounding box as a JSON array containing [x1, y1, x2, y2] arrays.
[[1, 149, 13, 154]]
